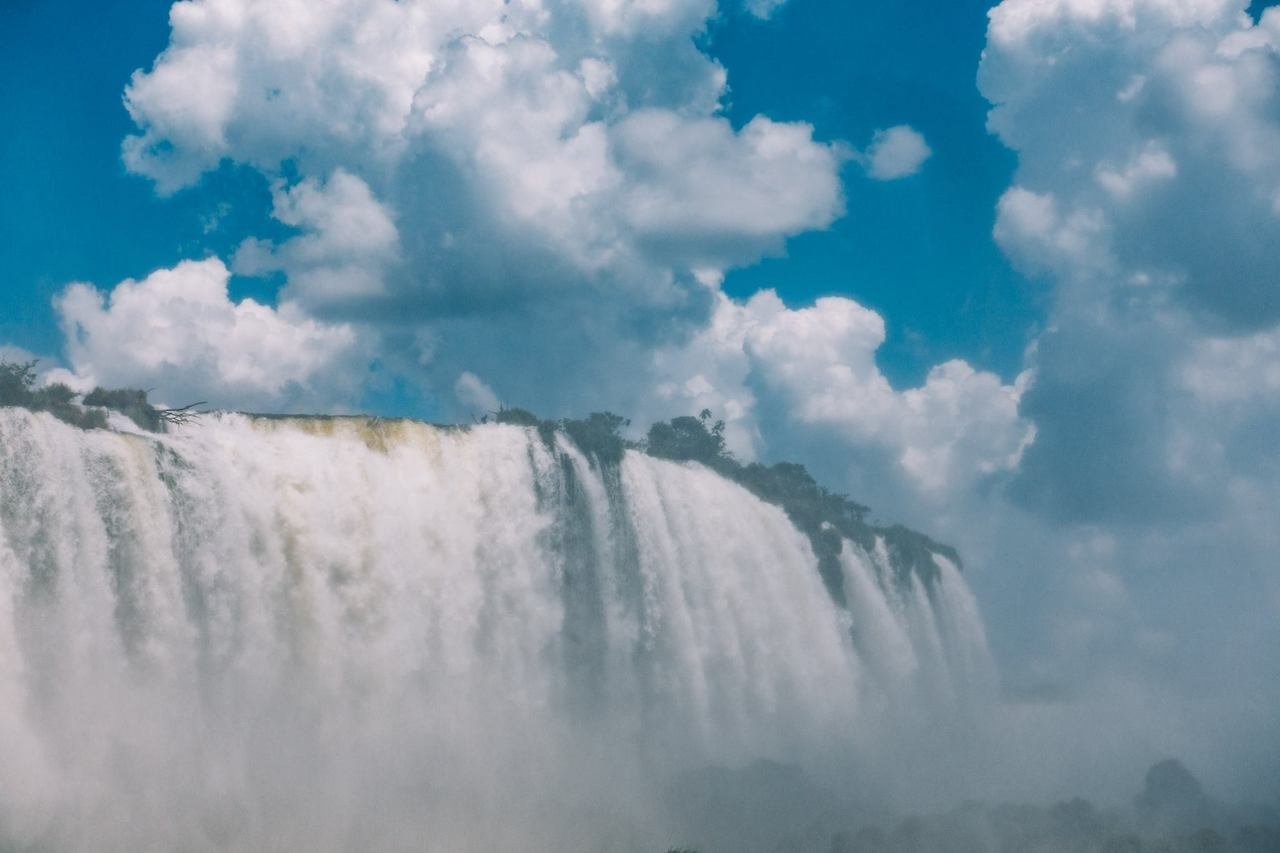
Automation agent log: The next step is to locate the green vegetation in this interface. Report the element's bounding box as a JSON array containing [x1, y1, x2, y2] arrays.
[[646, 411, 732, 472], [497, 405, 956, 596], [491, 406, 542, 428], [493, 407, 633, 466], [641, 410, 953, 597], [0, 359, 203, 432], [662, 759, 1278, 853], [0, 360, 106, 430], [82, 386, 163, 431], [1, 364, 953, 591]]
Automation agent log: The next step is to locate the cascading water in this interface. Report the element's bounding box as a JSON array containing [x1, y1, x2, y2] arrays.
[[0, 408, 993, 852]]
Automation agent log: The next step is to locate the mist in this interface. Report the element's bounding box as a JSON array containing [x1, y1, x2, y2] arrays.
[[0, 384, 1275, 853], [0, 408, 995, 852]]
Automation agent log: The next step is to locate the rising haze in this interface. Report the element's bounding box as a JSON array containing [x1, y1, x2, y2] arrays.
[[0, 0, 1278, 850]]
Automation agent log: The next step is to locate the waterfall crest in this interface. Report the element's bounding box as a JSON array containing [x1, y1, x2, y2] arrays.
[[0, 408, 992, 851]]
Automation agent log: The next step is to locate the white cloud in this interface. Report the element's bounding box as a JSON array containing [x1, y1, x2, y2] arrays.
[[233, 169, 400, 308], [114, 0, 856, 427], [744, 0, 788, 19], [123, 0, 501, 192], [981, 0, 1280, 328], [1094, 142, 1177, 200], [985, 0, 1240, 50], [123, 0, 840, 283], [993, 187, 1107, 276], [969, 0, 1280, 745], [0, 345, 39, 367], [613, 112, 846, 264], [117, 1, 845, 370], [117, 4, 1055, 513], [743, 294, 1033, 494], [863, 125, 932, 181], [978, 0, 1280, 520], [454, 371, 500, 414], [1183, 325, 1280, 403], [52, 258, 361, 410], [648, 291, 1034, 496], [576, 0, 717, 38]]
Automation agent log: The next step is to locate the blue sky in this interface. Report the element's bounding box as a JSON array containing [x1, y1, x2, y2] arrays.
[[1, 0, 1033, 389], [0, 0, 280, 354], [2, 0, 1280, 797], [710, 0, 1034, 383]]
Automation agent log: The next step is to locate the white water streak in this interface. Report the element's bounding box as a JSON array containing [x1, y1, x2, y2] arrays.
[[0, 409, 992, 851]]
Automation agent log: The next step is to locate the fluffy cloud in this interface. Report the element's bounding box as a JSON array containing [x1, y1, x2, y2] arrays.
[[980, 0, 1280, 522], [984, 0, 1280, 327], [984, 0, 1241, 50], [0, 345, 38, 367], [454, 371, 500, 414], [648, 290, 1034, 496], [233, 169, 400, 309], [970, 0, 1280, 744], [50, 258, 361, 410], [1183, 327, 1280, 404], [744, 0, 788, 19], [117, 0, 851, 422], [13, 0, 1270, 795], [613, 112, 845, 265], [122, 0, 501, 192], [115, 0, 1015, 507], [862, 125, 932, 181], [123, 0, 842, 285], [993, 187, 1107, 277]]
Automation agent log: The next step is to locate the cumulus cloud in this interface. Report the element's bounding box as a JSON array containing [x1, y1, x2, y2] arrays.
[[613, 112, 846, 265], [454, 371, 500, 414], [744, 0, 788, 19], [993, 187, 1107, 277], [6, 0, 1267, 800], [648, 291, 1034, 496], [121, 0, 495, 192], [862, 125, 932, 181], [1094, 142, 1177, 201], [114, 1, 1006, 480], [1183, 327, 1280, 403], [0, 345, 39, 367], [51, 258, 361, 410], [968, 0, 1280, 755], [233, 169, 400, 309], [115, 0, 856, 422], [980, 0, 1280, 522], [983, 0, 1280, 327], [984, 0, 1241, 50], [123, 0, 842, 288]]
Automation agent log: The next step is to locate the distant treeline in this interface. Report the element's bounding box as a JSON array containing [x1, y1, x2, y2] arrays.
[[493, 406, 956, 595], [0, 360, 952, 592], [660, 759, 1279, 853], [0, 360, 201, 432]]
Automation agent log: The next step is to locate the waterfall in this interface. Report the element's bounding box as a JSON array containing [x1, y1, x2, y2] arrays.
[[0, 408, 992, 852]]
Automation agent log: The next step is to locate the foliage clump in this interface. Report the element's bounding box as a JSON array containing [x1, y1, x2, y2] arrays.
[[0, 360, 203, 433], [493, 406, 633, 467], [559, 412, 631, 466], [664, 758, 1274, 853], [82, 386, 163, 431], [641, 410, 886, 599], [492, 406, 542, 428], [499, 405, 957, 597], [0, 360, 107, 430], [638, 409, 957, 595], [645, 411, 733, 473]]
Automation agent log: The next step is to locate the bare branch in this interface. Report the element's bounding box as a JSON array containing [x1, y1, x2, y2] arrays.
[[157, 402, 208, 427]]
